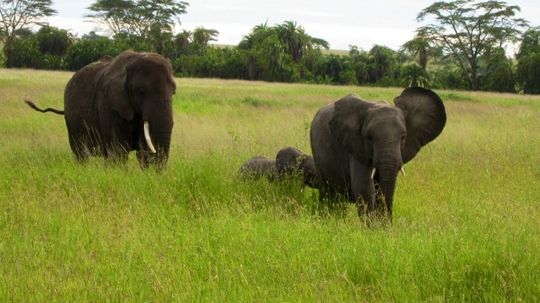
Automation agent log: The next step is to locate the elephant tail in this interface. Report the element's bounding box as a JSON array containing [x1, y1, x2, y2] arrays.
[[24, 99, 64, 115]]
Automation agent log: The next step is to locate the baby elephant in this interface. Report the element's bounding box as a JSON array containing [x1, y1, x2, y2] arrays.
[[238, 156, 277, 180], [239, 146, 319, 188], [275, 147, 318, 188]]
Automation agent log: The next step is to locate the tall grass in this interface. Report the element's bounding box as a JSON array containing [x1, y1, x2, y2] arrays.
[[0, 69, 538, 301]]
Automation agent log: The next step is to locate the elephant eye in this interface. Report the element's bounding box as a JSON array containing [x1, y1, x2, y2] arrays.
[[135, 88, 145, 96]]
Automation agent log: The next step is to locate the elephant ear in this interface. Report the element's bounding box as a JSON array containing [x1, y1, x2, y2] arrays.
[[394, 87, 446, 164], [104, 63, 134, 121], [329, 94, 372, 159]]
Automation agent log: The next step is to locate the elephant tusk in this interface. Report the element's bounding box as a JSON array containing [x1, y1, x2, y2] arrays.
[[370, 168, 376, 180], [143, 121, 157, 154], [400, 167, 406, 177]]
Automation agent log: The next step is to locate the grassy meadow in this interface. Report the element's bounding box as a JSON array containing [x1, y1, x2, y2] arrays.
[[0, 68, 539, 302]]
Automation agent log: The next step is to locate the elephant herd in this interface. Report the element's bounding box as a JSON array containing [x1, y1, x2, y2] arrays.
[[26, 51, 447, 220]]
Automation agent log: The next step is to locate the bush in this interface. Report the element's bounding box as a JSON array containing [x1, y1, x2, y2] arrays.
[[313, 54, 355, 85], [431, 66, 469, 90], [36, 26, 72, 56], [5, 36, 42, 68], [41, 54, 64, 70], [481, 49, 515, 93], [64, 34, 122, 71], [0, 46, 5, 67], [517, 52, 540, 94], [400, 63, 430, 88]]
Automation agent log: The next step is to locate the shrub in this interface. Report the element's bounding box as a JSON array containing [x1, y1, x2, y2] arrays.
[[5, 36, 42, 68], [431, 66, 469, 90], [64, 34, 121, 71], [517, 52, 540, 94], [481, 49, 515, 93], [36, 26, 72, 56], [400, 63, 430, 88]]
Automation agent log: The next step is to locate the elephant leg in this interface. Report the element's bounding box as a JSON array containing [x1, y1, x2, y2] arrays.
[[102, 141, 129, 165], [68, 134, 89, 163], [349, 155, 376, 215], [372, 179, 387, 213], [66, 120, 92, 162], [318, 185, 331, 203], [136, 149, 151, 169]]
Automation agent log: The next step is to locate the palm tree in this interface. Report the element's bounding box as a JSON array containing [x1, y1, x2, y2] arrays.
[[275, 21, 328, 63], [401, 32, 431, 70], [400, 63, 430, 87], [174, 30, 191, 54], [192, 27, 219, 47], [239, 22, 272, 49]]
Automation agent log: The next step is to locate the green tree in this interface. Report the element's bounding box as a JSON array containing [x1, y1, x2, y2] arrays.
[[5, 33, 41, 68], [401, 31, 432, 70], [191, 27, 218, 50], [400, 63, 430, 88], [517, 27, 540, 59], [0, 0, 56, 64], [417, 0, 528, 90], [238, 23, 277, 80], [87, 0, 188, 38], [238, 22, 329, 82], [64, 32, 122, 70], [481, 47, 515, 92], [348, 45, 372, 84], [313, 54, 355, 85], [275, 21, 328, 63], [369, 45, 397, 83], [35, 25, 72, 56], [174, 30, 191, 54], [147, 22, 174, 55], [516, 28, 540, 94]]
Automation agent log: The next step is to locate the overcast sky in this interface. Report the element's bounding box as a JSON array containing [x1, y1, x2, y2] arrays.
[[48, 0, 540, 51]]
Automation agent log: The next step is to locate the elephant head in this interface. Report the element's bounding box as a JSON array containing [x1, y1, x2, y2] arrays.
[[102, 52, 176, 167], [300, 156, 319, 189], [275, 146, 319, 188], [328, 87, 446, 216]]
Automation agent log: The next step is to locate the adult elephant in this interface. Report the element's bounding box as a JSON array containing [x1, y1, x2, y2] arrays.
[[310, 87, 446, 219], [25, 51, 176, 168]]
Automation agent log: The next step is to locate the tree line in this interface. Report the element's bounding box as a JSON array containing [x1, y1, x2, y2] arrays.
[[1, 0, 539, 94]]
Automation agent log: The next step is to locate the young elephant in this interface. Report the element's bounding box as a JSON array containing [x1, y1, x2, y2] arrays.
[[239, 147, 320, 188], [238, 156, 277, 180], [275, 146, 319, 189], [24, 50, 176, 168]]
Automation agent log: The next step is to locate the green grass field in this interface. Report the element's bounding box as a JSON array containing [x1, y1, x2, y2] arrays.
[[0, 69, 539, 302]]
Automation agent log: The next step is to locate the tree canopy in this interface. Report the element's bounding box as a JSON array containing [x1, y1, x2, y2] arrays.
[[0, 0, 56, 61], [417, 0, 528, 90], [87, 0, 188, 38], [517, 28, 540, 94]]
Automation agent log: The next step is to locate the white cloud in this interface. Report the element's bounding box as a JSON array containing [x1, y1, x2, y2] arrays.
[[47, 16, 100, 36]]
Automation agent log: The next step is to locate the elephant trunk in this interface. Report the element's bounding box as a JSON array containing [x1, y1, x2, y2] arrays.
[[373, 147, 401, 218], [142, 102, 173, 167], [377, 165, 397, 218], [156, 132, 171, 154]]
